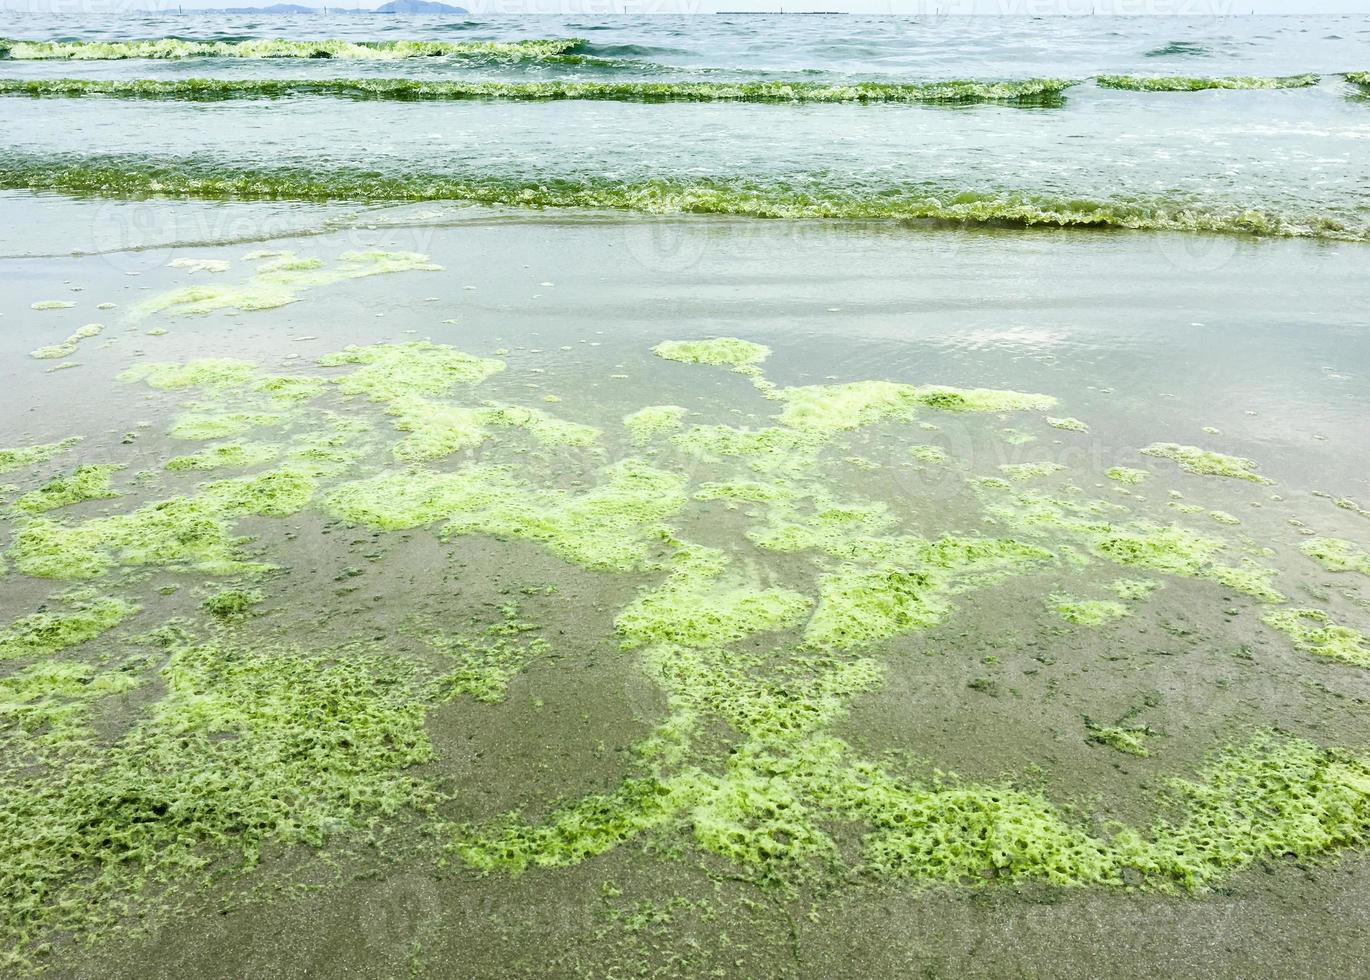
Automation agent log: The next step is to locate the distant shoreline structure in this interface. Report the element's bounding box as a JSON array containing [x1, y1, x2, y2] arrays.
[[716, 11, 850, 14]]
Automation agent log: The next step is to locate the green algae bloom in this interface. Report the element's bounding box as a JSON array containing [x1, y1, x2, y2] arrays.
[[909, 444, 948, 464], [13, 463, 122, 515], [805, 536, 1054, 649], [773, 381, 921, 434], [1109, 578, 1162, 601], [0, 36, 589, 61], [321, 341, 504, 402], [30, 322, 101, 360], [1097, 73, 1320, 91], [132, 250, 441, 318], [327, 459, 685, 572], [386, 396, 487, 462], [653, 337, 770, 371], [624, 405, 687, 446], [763, 381, 1071, 436], [29, 299, 74, 310], [0, 437, 80, 475], [1140, 443, 1270, 483], [1046, 416, 1089, 432], [674, 425, 820, 469], [1049, 595, 1130, 625], [1, 153, 1360, 242], [164, 442, 280, 472], [999, 462, 1066, 481], [10, 467, 313, 579], [425, 603, 549, 704], [1086, 721, 1154, 756], [653, 337, 773, 394], [0, 75, 1080, 107], [120, 357, 259, 390], [616, 543, 812, 649], [201, 587, 263, 622], [1301, 537, 1370, 577], [0, 639, 433, 952], [1106, 466, 1149, 485], [0, 593, 138, 660], [168, 410, 284, 441], [1262, 608, 1370, 668]]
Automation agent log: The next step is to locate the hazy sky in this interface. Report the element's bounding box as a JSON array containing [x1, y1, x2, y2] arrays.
[[0, 0, 1366, 13]]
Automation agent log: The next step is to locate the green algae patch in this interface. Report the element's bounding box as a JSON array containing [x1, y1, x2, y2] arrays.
[[450, 777, 678, 874], [1047, 416, 1089, 432], [133, 250, 441, 318], [0, 639, 434, 958], [915, 386, 1056, 414], [773, 381, 921, 435], [386, 396, 488, 462], [624, 405, 687, 446], [0, 659, 143, 750], [0, 75, 1080, 107], [444, 459, 686, 571], [693, 480, 796, 504], [616, 543, 812, 649], [1113, 734, 1370, 890], [0, 437, 80, 475], [1262, 608, 1370, 668], [169, 410, 284, 441], [30, 322, 101, 360], [1209, 563, 1285, 603], [777, 384, 1058, 419], [13, 463, 122, 515], [0, 593, 138, 660], [1208, 510, 1241, 526], [653, 337, 774, 395], [7, 471, 310, 579], [164, 442, 280, 472], [428, 603, 549, 704], [202, 587, 263, 622], [327, 459, 686, 571], [1106, 466, 1149, 485], [320, 341, 504, 402], [1049, 595, 1130, 626], [804, 536, 1054, 649], [4, 154, 1360, 242], [909, 444, 948, 464], [1097, 73, 1320, 91], [1140, 443, 1270, 483], [0, 36, 589, 62], [120, 357, 259, 390], [674, 425, 820, 471], [29, 299, 74, 311], [1109, 578, 1162, 601], [201, 467, 317, 518], [323, 465, 521, 531], [1086, 721, 1154, 756], [653, 337, 769, 371], [1302, 537, 1370, 577], [999, 462, 1065, 481], [479, 401, 600, 448]]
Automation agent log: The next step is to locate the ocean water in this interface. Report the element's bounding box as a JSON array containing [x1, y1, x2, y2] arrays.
[[1, 14, 1370, 980], [0, 14, 1369, 233]]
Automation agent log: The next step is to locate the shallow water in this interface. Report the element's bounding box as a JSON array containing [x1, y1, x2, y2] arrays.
[[2, 13, 1370, 980]]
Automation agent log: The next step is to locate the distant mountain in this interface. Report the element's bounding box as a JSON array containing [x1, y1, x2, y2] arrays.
[[373, 0, 468, 11]]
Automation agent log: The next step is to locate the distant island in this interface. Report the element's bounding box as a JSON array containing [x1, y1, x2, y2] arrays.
[[373, 0, 468, 12]]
